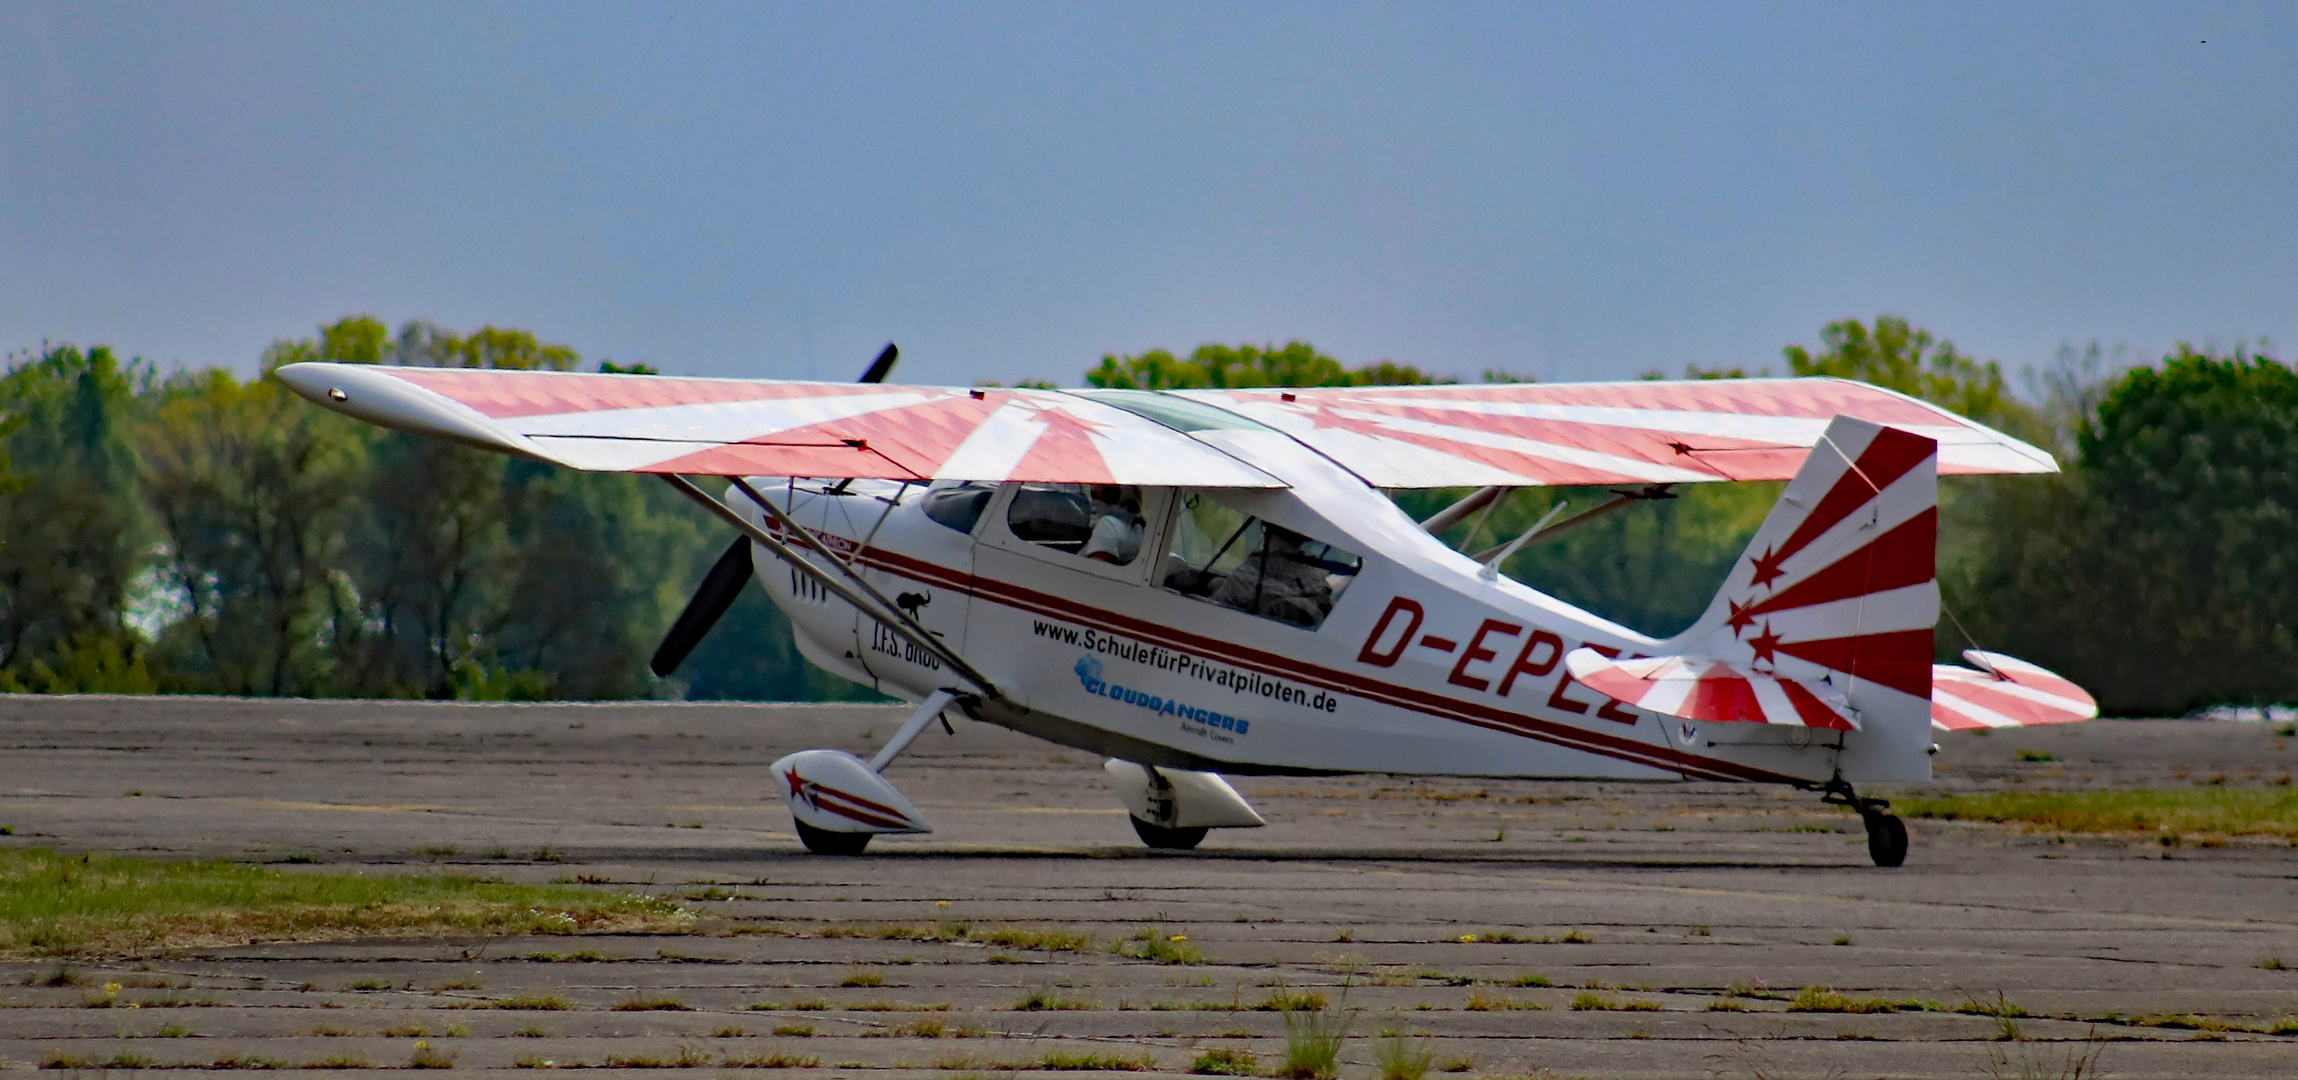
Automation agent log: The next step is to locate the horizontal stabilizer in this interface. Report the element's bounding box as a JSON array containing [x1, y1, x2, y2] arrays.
[[1565, 648, 1859, 730], [1931, 651, 2098, 731]]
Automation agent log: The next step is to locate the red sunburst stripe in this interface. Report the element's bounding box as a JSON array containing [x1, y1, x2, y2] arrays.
[[384, 368, 897, 419], [1773, 628, 1933, 699], [638, 442, 922, 478], [1327, 418, 1663, 486], [1325, 404, 1793, 460], [731, 395, 1005, 474], [1779, 679, 1856, 730], [1745, 507, 1937, 618], [1766, 428, 1936, 568], [1684, 672, 1763, 724], [1935, 678, 2089, 727], [1311, 381, 1954, 426]]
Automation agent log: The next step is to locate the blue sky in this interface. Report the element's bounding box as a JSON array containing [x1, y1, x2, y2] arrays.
[[4, 2, 2292, 387]]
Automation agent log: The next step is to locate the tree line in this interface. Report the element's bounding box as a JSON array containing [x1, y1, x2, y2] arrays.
[[2, 316, 2289, 715]]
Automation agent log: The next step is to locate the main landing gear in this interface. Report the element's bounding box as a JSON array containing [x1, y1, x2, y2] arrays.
[[770, 691, 954, 855], [1130, 817, 1210, 851], [1821, 777, 1908, 868], [1105, 760, 1266, 851]]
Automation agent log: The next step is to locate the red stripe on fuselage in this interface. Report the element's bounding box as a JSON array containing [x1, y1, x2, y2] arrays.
[[780, 523, 1801, 784]]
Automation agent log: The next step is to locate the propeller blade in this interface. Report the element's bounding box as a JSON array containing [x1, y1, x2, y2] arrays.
[[650, 538, 754, 677], [652, 344, 894, 676], [857, 342, 900, 384]]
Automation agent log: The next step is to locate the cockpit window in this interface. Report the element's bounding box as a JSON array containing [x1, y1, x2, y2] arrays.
[[1160, 492, 1361, 629], [1077, 389, 1273, 432], [1005, 483, 1147, 566], [921, 481, 995, 535]]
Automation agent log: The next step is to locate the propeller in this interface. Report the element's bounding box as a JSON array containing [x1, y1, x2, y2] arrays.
[[648, 343, 901, 677], [858, 342, 899, 384], [650, 537, 755, 677]]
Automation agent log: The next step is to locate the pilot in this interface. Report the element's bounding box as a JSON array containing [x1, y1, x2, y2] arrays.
[[1080, 485, 1145, 564], [1210, 523, 1334, 628]]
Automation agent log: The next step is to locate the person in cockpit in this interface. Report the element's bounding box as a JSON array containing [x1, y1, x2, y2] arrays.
[[1210, 524, 1335, 628], [1080, 485, 1145, 564]]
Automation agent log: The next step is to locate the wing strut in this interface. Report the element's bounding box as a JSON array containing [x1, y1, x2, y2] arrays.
[[1419, 485, 1504, 535], [1466, 485, 1677, 562], [658, 474, 1000, 699]]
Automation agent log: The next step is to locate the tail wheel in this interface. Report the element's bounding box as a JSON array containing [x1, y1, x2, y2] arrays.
[[1130, 816, 1209, 851], [1862, 811, 1908, 868], [795, 820, 873, 856]]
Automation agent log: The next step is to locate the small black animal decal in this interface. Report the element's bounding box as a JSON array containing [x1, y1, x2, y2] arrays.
[[896, 591, 931, 619]]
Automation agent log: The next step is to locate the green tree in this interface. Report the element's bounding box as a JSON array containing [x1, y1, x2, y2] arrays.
[[1785, 315, 2043, 440], [1087, 341, 1445, 389], [139, 364, 367, 695], [0, 345, 155, 691], [1955, 349, 2298, 714], [1429, 317, 2054, 639]]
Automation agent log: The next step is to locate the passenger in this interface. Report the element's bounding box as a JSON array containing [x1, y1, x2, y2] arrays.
[[1209, 524, 1334, 627], [1079, 485, 1145, 564]]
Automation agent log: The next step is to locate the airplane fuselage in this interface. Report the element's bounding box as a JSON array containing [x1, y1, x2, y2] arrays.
[[735, 432, 1927, 787]]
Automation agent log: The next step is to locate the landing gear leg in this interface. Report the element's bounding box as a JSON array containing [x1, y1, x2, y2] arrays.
[[1821, 777, 1907, 868]]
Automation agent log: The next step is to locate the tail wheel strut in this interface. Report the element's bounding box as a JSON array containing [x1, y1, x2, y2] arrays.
[[1821, 777, 1908, 868]]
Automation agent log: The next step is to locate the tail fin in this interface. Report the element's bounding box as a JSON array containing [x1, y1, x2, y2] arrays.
[[1570, 416, 1941, 777], [1673, 414, 1939, 705]]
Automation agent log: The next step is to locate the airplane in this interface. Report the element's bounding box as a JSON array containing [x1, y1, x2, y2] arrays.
[[277, 346, 2096, 867]]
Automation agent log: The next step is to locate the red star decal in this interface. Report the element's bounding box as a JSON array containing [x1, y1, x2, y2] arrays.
[[783, 769, 808, 798], [1748, 545, 1787, 589], [1747, 621, 1782, 665], [1726, 598, 1757, 635]]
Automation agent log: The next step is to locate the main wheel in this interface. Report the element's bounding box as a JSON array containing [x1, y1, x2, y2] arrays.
[[795, 819, 873, 855], [1130, 816, 1209, 851], [1863, 812, 1908, 868]]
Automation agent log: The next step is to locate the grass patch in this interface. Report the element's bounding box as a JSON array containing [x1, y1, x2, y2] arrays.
[[1956, 991, 2028, 1019], [1787, 986, 1935, 1014], [612, 995, 690, 1011], [1116, 929, 1204, 965], [1257, 990, 1328, 1012], [490, 994, 576, 1010], [1374, 1030, 1434, 1080], [817, 921, 1092, 952], [1277, 1000, 1351, 1079], [1035, 1050, 1156, 1071], [934, 1051, 1155, 1072], [1898, 788, 2298, 839], [1191, 1048, 1260, 1075], [1463, 989, 1546, 1011], [724, 1050, 821, 1068], [1013, 990, 1095, 1011], [1570, 991, 1660, 1012], [304, 1054, 375, 1069], [0, 847, 687, 958], [840, 967, 886, 987]]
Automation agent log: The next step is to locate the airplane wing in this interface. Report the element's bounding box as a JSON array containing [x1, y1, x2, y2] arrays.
[[1169, 380, 2057, 487], [1930, 651, 2099, 731], [277, 364, 2056, 489], [1563, 649, 1860, 730], [273, 363, 1285, 487]]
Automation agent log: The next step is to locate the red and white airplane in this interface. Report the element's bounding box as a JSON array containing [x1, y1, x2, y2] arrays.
[[279, 347, 2095, 866]]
